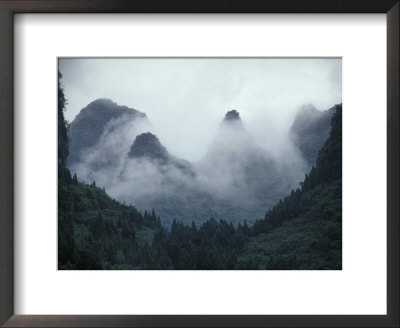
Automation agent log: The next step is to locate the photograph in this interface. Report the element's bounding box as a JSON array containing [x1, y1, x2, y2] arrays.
[[1, 1, 397, 325], [58, 58, 342, 270]]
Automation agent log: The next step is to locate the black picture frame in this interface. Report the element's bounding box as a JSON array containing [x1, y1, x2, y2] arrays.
[[0, 1, 398, 327]]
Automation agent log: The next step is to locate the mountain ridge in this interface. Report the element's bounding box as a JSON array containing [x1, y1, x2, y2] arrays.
[[67, 98, 147, 166]]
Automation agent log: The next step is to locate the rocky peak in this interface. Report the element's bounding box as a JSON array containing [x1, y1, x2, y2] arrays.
[[128, 132, 169, 161], [297, 104, 317, 115], [223, 110, 241, 123], [67, 98, 147, 166]]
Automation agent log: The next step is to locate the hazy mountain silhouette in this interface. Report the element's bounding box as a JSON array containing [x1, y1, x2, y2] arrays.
[[289, 104, 335, 167], [67, 101, 334, 228], [67, 98, 147, 166]]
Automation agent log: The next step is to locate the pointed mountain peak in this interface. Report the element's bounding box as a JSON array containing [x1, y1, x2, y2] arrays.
[[80, 98, 147, 119], [67, 98, 147, 166], [221, 110, 245, 133], [298, 104, 317, 113], [128, 132, 169, 160], [291, 104, 322, 128], [223, 110, 241, 123], [88, 98, 116, 106], [294, 104, 320, 120]]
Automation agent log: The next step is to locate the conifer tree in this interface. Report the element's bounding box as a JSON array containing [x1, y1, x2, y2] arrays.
[[58, 72, 69, 167]]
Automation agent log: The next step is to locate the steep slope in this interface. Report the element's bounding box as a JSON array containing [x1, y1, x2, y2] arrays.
[[245, 104, 342, 269], [127, 132, 192, 173], [197, 110, 294, 219], [113, 110, 299, 227], [67, 98, 147, 166], [290, 104, 335, 167], [128, 132, 169, 161], [58, 80, 165, 270], [58, 168, 165, 269], [115, 131, 250, 227]]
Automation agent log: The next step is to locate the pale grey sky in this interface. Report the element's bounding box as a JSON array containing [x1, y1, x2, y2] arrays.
[[59, 58, 341, 161]]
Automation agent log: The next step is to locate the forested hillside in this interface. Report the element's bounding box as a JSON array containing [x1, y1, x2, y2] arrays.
[[58, 75, 162, 269], [248, 104, 342, 269]]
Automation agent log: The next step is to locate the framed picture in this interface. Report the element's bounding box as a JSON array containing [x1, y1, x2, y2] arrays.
[[0, 0, 398, 327]]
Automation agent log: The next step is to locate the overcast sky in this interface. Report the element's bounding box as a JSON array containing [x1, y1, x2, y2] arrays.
[[58, 58, 341, 161]]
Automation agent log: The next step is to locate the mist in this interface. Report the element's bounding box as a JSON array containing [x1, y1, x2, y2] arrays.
[[61, 58, 341, 226], [59, 58, 342, 162]]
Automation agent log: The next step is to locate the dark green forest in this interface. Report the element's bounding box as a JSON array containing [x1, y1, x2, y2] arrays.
[[58, 73, 342, 270]]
